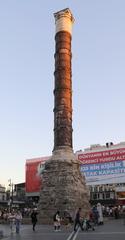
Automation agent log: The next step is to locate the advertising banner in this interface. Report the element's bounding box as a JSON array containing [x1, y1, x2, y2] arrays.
[[78, 148, 125, 165], [25, 157, 50, 193], [77, 148, 125, 185]]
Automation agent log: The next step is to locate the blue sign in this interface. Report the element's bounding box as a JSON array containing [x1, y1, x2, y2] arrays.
[[80, 160, 125, 185]]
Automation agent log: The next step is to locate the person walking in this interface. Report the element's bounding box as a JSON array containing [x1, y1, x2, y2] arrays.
[[8, 210, 16, 233], [31, 208, 38, 231], [15, 210, 22, 233], [74, 208, 83, 232]]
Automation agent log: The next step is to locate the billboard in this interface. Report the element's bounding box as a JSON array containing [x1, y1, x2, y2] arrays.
[[25, 157, 50, 193], [77, 148, 125, 185]]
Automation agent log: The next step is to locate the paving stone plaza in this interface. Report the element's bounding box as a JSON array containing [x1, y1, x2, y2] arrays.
[[0, 218, 125, 240]]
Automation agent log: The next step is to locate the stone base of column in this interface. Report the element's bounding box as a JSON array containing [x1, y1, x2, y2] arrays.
[[38, 149, 90, 224]]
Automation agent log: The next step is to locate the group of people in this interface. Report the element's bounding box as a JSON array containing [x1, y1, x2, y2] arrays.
[[7, 208, 38, 233], [8, 210, 22, 233], [53, 203, 104, 232], [6, 203, 125, 234], [92, 203, 104, 225], [0, 208, 38, 234], [0, 203, 104, 234], [102, 205, 125, 219], [53, 203, 103, 232]]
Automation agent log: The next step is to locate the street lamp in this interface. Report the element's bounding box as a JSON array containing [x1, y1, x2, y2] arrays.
[[8, 179, 14, 211]]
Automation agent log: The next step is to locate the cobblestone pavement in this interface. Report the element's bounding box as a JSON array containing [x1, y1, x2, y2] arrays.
[[0, 218, 125, 240]]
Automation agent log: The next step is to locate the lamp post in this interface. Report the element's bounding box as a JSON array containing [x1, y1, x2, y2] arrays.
[[8, 179, 14, 211]]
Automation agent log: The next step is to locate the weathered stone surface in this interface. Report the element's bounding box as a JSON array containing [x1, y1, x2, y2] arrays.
[[38, 150, 89, 223]]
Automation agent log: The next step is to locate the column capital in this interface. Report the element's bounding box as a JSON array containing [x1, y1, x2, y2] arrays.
[[54, 8, 74, 35]]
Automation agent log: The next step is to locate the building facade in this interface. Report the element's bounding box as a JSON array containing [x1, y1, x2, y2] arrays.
[[0, 185, 6, 203], [76, 142, 125, 206], [25, 142, 125, 206]]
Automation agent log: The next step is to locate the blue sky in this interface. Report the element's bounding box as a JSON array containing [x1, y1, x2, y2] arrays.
[[0, 0, 125, 187]]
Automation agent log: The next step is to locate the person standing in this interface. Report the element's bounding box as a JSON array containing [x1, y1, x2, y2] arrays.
[[74, 208, 83, 231], [97, 203, 103, 225], [15, 210, 22, 233], [114, 206, 119, 219], [92, 205, 99, 225], [31, 208, 38, 231], [53, 211, 61, 231]]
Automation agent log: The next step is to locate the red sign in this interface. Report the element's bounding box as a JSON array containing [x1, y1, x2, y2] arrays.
[[77, 148, 125, 165], [25, 157, 50, 193]]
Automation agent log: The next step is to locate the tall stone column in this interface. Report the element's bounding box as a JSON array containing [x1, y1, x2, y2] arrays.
[[53, 9, 74, 151], [38, 8, 89, 223]]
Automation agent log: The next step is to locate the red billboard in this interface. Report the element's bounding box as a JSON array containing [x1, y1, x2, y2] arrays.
[[25, 157, 50, 193], [77, 148, 125, 165]]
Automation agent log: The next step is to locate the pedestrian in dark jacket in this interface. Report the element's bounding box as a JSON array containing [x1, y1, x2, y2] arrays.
[[31, 209, 38, 231], [74, 208, 83, 231]]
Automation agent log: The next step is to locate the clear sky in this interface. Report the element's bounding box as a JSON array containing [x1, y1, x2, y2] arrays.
[[0, 0, 125, 188]]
